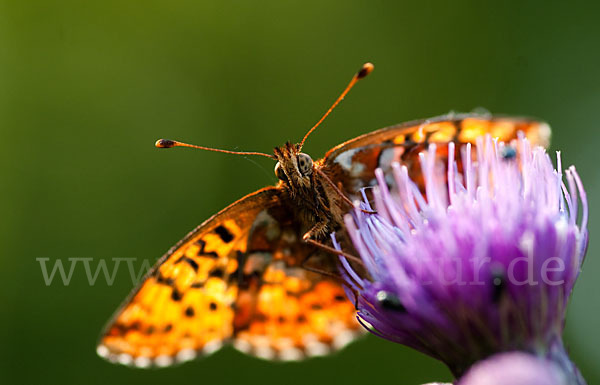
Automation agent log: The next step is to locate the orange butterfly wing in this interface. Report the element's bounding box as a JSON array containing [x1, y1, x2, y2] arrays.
[[323, 113, 551, 196], [97, 187, 361, 367], [231, 199, 361, 359]]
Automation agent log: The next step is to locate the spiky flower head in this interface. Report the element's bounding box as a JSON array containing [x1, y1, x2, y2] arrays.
[[337, 135, 588, 383]]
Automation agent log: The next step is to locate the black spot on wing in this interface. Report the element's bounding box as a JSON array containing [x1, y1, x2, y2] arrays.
[[175, 256, 199, 272], [196, 239, 219, 259], [108, 323, 128, 336], [156, 272, 175, 286], [215, 225, 234, 243], [209, 268, 225, 278], [184, 306, 195, 317], [171, 288, 183, 301], [124, 321, 141, 332]]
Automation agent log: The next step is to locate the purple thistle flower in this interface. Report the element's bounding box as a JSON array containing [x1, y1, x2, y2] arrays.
[[336, 135, 588, 383]]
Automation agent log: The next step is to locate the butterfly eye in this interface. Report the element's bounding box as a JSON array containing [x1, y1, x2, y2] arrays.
[[297, 153, 313, 176], [274, 162, 288, 182]]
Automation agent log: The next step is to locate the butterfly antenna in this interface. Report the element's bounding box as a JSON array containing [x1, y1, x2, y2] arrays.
[[298, 62, 374, 151], [155, 139, 276, 159]]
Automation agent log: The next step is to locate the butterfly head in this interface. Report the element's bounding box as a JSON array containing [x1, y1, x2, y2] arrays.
[[273, 142, 314, 188], [271, 62, 373, 191]]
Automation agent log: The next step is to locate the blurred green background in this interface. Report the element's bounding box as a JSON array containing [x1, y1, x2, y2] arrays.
[[1, 1, 599, 384]]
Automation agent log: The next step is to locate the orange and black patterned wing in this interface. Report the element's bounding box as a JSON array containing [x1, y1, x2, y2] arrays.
[[230, 201, 362, 361], [97, 187, 283, 367], [97, 186, 361, 367], [322, 113, 551, 196]]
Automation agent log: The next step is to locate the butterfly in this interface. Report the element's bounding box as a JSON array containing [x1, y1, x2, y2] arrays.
[[97, 63, 551, 367]]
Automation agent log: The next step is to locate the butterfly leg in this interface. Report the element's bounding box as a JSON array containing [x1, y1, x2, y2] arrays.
[[299, 239, 363, 309], [301, 220, 328, 242], [303, 237, 364, 267], [315, 168, 376, 214]]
